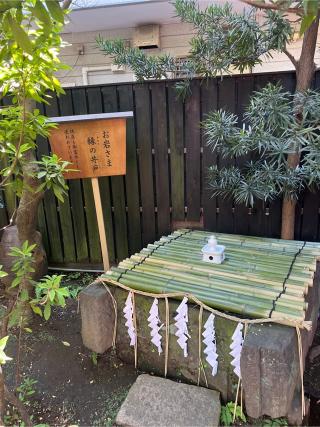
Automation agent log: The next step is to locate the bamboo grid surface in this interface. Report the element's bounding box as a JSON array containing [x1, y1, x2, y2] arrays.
[[103, 229, 320, 321]]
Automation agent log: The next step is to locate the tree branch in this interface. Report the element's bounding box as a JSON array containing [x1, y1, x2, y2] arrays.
[[284, 48, 298, 69], [240, 0, 301, 13], [4, 385, 32, 427], [61, 0, 72, 10]]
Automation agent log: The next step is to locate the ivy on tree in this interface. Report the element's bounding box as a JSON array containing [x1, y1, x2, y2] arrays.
[[98, 0, 320, 239]]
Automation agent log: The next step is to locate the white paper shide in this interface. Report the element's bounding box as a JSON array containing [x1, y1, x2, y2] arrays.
[[174, 297, 190, 357], [148, 298, 163, 355], [123, 292, 136, 347], [202, 313, 218, 376], [230, 323, 244, 378]]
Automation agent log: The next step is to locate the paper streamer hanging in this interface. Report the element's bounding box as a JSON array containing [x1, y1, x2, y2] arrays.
[[230, 323, 244, 378], [174, 297, 190, 357], [148, 298, 163, 355], [202, 313, 218, 376], [123, 292, 136, 347]]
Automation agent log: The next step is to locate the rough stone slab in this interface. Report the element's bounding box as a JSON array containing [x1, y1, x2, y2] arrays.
[[79, 283, 115, 353], [115, 374, 221, 427], [241, 323, 299, 419], [113, 288, 234, 401]]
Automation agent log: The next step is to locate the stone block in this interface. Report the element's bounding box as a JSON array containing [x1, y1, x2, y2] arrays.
[[79, 283, 115, 353], [115, 374, 221, 427], [241, 323, 299, 419], [113, 287, 237, 401]]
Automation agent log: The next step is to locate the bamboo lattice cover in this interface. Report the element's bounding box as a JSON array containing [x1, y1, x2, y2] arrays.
[[103, 229, 320, 321]]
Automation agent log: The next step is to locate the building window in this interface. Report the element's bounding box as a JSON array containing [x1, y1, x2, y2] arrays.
[[173, 56, 191, 79]]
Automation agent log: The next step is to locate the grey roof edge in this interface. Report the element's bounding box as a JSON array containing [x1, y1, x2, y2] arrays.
[[47, 111, 133, 123], [71, 0, 169, 12]]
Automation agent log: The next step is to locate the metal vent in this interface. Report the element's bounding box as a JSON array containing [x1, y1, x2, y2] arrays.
[[133, 24, 160, 49]]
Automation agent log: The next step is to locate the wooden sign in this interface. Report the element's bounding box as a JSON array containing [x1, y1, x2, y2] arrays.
[[48, 112, 133, 179], [47, 112, 133, 271]]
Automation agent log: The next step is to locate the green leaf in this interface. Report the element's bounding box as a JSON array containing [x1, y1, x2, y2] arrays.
[[0, 270, 8, 278], [48, 289, 55, 302], [6, 13, 33, 55], [0, 335, 9, 352], [44, 302, 51, 320], [57, 293, 66, 307], [31, 304, 42, 317], [303, 0, 319, 15], [91, 351, 98, 365], [20, 288, 29, 302], [32, 0, 52, 31], [45, 0, 64, 23], [8, 307, 21, 328], [10, 277, 21, 288], [300, 14, 316, 36], [0, 335, 12, 365], [0, 1, 20, 13]]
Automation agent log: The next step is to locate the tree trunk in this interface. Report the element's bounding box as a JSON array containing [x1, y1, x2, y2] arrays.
[[281, 13, 320, 240], [14, 99, 47, 283], [0, 100, 47, 316]]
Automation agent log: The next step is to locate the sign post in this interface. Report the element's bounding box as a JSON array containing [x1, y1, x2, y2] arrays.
[[48, 112, 133, 271], [91, 177, 109, 270]]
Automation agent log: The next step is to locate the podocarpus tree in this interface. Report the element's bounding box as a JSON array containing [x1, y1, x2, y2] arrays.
[[0, 1, 72, 303], [98, 0, 320, 239]]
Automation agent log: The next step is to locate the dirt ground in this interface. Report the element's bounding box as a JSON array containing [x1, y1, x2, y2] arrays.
[[5, 298, 139, 426]]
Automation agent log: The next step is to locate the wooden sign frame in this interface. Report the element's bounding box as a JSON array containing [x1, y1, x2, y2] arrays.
[[48, 112, 133, 271]]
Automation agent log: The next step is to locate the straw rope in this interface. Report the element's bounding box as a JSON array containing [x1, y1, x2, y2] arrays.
[[101, 284, 118, 347], [99, 277, 312, 331], [165, 297, 169, 378], [296, 325, 306, 417], [97, 276, 309, 419], [197, 305, 203, 386], [132, 292, 138, 369]]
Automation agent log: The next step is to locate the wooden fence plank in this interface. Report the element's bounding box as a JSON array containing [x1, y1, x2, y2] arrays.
[[48, 92, 76, 263], [185, 80, 201, 222], [117, 84, 142, 254], [59, 89, 89, 263], [101, 85, 128, 262], [37, 203, 50, 255], [202, 79, 218, 231], [300, 190, 320, 241], [151, 82, 171, 237], [217, 77, 235, 233], [233, 75, 254, 235], [39, 99, 63, 263], [134, 83, 156, 246], [73, 87, 102, 264], [167, 82, 185, 223], [248, 74, 272, 237]]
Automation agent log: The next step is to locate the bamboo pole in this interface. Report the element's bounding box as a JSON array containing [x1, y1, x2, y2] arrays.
[[104, 228, 320, 322]]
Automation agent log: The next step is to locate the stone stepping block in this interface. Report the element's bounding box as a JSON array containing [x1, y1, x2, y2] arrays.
[[115, 374, 221, 427]]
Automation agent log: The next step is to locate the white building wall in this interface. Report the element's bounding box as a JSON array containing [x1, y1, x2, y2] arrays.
[[57, 21, 320, 86]]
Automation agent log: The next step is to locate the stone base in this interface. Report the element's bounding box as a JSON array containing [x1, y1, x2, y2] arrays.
[[79, 282, 115, 353], [115, 374, 221, 427], [80, 269, 320, 424]]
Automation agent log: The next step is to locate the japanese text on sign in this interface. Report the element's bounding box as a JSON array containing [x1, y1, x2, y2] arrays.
[[48, 118, 126, 179]]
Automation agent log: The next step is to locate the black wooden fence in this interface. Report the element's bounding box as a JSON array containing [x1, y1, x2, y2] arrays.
[[1, 70, 320, 268]]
